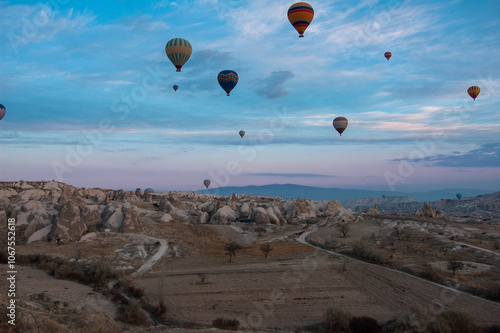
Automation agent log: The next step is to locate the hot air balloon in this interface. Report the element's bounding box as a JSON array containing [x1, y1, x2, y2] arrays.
[[173, 85, 179, 91], [467, 86, 480, 101], [288, 2, 314, 37], [456, 193, 462, 200], [333, 117, 348, 136], [239, 130, 245, 138], [0, 104, 5, 121], [165, 38, 192, 72], [384, 52, 392, 60], [203, 179, 211, 188], [218, 70, 238, 96]]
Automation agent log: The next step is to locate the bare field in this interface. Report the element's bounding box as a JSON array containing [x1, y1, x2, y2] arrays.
[[3, 216, 500, 331]]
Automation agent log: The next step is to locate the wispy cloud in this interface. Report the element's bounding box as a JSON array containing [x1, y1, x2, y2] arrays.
[[392, 142, 500, 167], [246, 173, 336, 178]]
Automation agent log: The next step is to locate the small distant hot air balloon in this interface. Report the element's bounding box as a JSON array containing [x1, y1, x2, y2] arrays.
[[239, 130, 245, 138], [165, 38, 192, 72], [173, 85, 179, 91], [333, 117, 348, 136], [218, 70, 238, 96], [203, 179, 211, 188], [456, 193, 462, 200], [384, 52, 392, 60], [467, 86, 480, 101], [288, 2, 314, 37], [0, 104, 5, 121]]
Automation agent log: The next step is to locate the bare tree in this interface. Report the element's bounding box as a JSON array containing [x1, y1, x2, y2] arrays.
[[447, 258, 464, 276], [223, 242, 242, 262], [336, 223, 350, 238], [260, 243, 273, 258]]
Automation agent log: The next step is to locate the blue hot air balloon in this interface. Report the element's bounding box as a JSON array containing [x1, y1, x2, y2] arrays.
[[217, 70, 238, 96]]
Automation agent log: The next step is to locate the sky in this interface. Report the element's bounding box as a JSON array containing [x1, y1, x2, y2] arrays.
[[1, 0, 499, 193]]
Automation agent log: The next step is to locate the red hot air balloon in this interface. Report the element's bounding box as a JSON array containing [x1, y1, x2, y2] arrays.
[[384, 52, 392, 60]]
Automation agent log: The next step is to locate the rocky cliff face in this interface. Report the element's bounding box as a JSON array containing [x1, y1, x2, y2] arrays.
[[0, 181, 359, 243]]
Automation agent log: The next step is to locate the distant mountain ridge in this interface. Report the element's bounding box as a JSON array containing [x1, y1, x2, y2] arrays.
[[198, 184, 497, 204]]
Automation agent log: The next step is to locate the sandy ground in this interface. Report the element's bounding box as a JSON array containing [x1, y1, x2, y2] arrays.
[[0, 264, 117, 318]]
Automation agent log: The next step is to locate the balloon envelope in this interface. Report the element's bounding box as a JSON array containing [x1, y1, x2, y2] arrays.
[[384, 52, 392, 60], [333, 117, 348, 136], [173, 85, 178, 91], [218, 70, 238, 96], [467, 86, 480, 100], [165, 38, 192, 72], [456, 193, 462, 200], [0, 104, 5, 121], [239, 130, 245, 138], [203, 179, 211, 188], [288, 2, 314, 37]]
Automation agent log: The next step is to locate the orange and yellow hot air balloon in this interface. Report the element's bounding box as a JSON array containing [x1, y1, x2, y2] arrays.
[[165, 38, 192, 72], [384, 52, 392, 60], [467, 86, 480, 101], [288, 2, 314, 37]]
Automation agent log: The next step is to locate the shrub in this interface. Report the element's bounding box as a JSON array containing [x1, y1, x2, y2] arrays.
[[350, 316, 381, 333], [432, 310, 480, 333], [382, 313, 426, 333], [117, 301, 149, 327], [128, 286, 145, 298], [212, 318, 240, 330], [324, 307, 352, 333]]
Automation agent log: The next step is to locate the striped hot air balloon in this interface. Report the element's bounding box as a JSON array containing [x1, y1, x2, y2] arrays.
[[288, 2, 314, 37], [467, 86, 480, 101], [239, 130, 245, 138], [333, 117, 348, 136], [218, 70, 238, 96], [384, 52, 392, 60], [0, 104, 5, 121], [165, 38, 192, 72]]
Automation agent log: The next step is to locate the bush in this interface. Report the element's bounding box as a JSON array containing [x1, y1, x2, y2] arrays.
[[484, 282, 500, 302], [431, 310, 480, 333], [117, 301, 149, 326], [350, 316, 381, 333], [324, 307, 352, 333], [128, 286, 145, 298], [382, 313, 426, 333], [212, 318, 240, 330]]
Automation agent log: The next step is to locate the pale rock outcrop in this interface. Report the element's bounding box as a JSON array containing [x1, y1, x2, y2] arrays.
[[286, 198, 317, 220], [27, 224, 52, 244], [266, 206, 281, 225], [20, 182, 34, 190], [16, 188, 47, 202], [0, 188, 18, 199], [101, 204, 124, 231], [251, 207, 270, 225], [200, 211, 210, 224], [422, 202, 446, 218], [120, 203, 142, 233], [272, 205, 287, 224], [324, 200, 350, 216], [160, 213, 173, 223], [228, 193, 238, 207], [51, 200, 88, 241], [239, 202, 252, 218], [210, 205, 237, 224], [81, 205, 102, 229], [80, 232, 98, 242], [414, 209, 423, 216]]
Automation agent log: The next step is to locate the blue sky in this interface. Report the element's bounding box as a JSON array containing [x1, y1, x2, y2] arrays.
[[1, 0, 499, 192]]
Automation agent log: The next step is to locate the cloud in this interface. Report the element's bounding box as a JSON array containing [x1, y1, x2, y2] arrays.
[[392, 142, 500, 167], [246, 173, 336, 178], [255, 70, 294, 99]]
